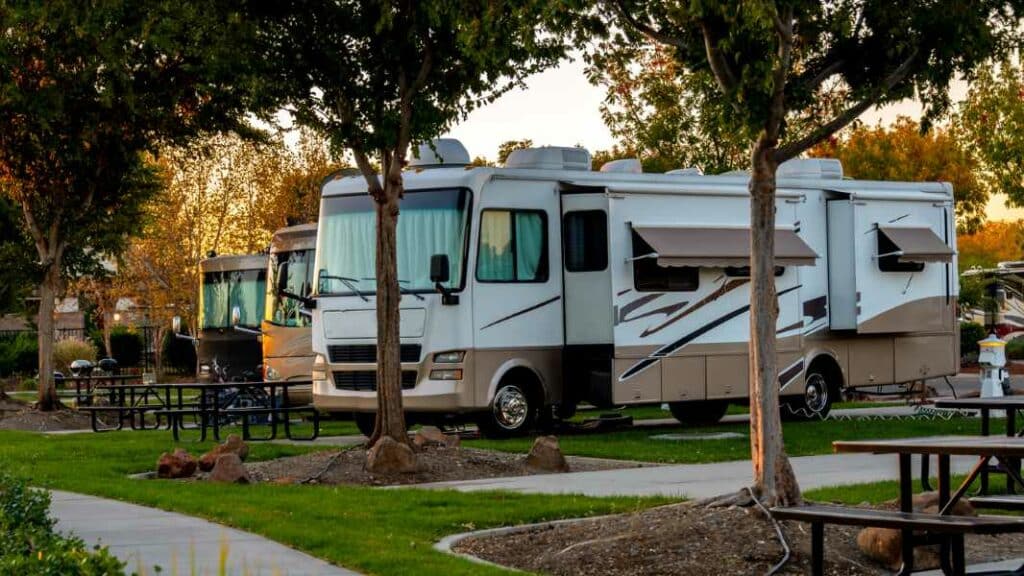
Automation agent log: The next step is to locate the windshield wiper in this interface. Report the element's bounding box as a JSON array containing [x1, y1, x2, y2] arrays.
[[320, 273, 369, 302], [361, 277, 425, 301]]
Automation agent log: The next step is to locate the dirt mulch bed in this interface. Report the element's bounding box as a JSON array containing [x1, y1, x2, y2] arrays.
[[246, 444, 646, 486], [455, 502, 1024, 576], [0, 407, 97, 431]]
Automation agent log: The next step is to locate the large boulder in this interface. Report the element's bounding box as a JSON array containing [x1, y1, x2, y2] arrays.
[[199, 434, 250, 472], [525, 435, 569, 473], [856, 492, 976, 570], [365, 436, 418, 474], [209, 453, 250, 484], [156, 448, 197, 479], [412, 426, 460, 449]]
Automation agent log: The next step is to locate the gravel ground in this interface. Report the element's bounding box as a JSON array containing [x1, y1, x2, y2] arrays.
[[246, 444, 644, 486], [0, 407, 97, 431], [455, 501, 1024, 576]]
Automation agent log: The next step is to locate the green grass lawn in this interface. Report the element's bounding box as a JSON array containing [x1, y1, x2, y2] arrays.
[[468, 415, 991, 464], [0, 430, 667, 576]]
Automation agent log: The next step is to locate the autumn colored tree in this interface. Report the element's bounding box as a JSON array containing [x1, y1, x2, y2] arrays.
[[957, 220, 1024, 271], [0, 1, 264, 410], [496, 140, 535, 165], [276, 130, 351, 226], [604, 0, 1024, 506], [260, 1, 576, 471], [811, 117, 987, 232]]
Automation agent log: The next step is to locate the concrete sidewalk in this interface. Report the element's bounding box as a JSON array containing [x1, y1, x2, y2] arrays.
[[50, 490, 359, 576], [412, 452, 979, 499]]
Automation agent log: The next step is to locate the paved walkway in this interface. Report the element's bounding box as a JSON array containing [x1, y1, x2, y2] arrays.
[[413, 452, 980, 499], [49, 490, 359, 576]]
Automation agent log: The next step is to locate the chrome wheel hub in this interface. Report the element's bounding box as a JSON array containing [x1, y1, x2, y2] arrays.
[[805, 373, 829, 414], [493, 385, 529, 430]]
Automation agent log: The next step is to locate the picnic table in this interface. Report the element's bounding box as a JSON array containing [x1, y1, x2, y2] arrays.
[[833, 436, 1024, 575], [934, 397, 1024, 494], [78, 380, 318, 442], [55, 374, 142, 406]]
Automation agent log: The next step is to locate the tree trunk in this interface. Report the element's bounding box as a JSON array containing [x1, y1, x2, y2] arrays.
[[36, 263, 61, 411], [368, 173, 409, 447], [748, 137, 801, 506], [154, 325, 165, 379]]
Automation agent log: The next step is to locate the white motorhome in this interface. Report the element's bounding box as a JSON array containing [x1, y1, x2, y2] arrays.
[[311, 140, 958, 437], [962, 262, 1024, 339]]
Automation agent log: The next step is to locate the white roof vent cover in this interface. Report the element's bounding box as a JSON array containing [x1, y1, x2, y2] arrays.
[[409, 139, 471, 167], [600, 158, 642, 173], [505, 146, 592, 171], [777, 158, 843, 180]]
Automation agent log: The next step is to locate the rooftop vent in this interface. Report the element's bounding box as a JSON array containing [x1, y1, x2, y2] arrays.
[[505, 146, 592, 171], [409, 139, 471, 168], [777, 158, 843, 180], [600, 158, 642, 173], [666, 167, 703, 176]]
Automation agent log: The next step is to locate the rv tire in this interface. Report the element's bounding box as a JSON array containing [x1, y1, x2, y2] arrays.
[[782, 370, 836, 420], [477, 381, 537, 438], [668, 400, 728, 426]]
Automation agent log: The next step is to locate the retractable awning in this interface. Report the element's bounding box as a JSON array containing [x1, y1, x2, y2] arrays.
[[631, 225, 818, 267], [877, 226, 954, 263]]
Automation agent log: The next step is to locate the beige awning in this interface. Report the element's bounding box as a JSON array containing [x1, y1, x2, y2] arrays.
[[632, 225, 818, 267], [877, 226, 954, 263]]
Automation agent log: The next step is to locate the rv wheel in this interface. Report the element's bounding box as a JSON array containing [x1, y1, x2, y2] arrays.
[[783, 371, 835, 420], [477, 382, 537, 438], [353, 412, 376, 437], [668, 400, 729, 426]]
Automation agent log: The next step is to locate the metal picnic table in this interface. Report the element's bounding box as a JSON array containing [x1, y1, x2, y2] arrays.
[[833, 435, 1024, 575], [934, 397, 1024, 494]]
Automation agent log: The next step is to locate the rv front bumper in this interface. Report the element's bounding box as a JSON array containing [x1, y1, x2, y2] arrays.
[[312, 374, 479, 413]]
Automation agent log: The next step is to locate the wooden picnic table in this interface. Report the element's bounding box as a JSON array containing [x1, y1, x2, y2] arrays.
[[934, 397, 1024, 494], [833, 435, 1024, 575]]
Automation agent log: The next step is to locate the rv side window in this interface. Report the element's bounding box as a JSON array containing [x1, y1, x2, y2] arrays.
[[631, 230, 698, 291], [877, 232, 925, 273], [477, 209, 549, 282], [563, 210, 608, 272], [724, 266, 785, 277]]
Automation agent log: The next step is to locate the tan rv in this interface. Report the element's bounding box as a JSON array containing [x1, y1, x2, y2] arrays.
[[262, 223, 317, 403]]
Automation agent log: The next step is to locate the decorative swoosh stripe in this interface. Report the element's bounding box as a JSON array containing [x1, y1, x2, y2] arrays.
[[640, 279, 749, 338], [618, 285, 802, 382], [802, 295, 827, 322], [777, 358, 804, 389], [481, 295, 561, 330], [776, 321, 804, 335]]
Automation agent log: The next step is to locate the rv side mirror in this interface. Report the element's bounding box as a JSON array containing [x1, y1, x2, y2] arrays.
[[430, 254, 450, 284], [231, 305, 242, 327], [172, 316, 182, 334]]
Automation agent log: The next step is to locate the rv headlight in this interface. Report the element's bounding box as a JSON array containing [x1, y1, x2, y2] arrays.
[[311, 354, 327, 382], [264, 366, 281, 381], [433, 350, 465, 364], [429, 368, 463, 381]]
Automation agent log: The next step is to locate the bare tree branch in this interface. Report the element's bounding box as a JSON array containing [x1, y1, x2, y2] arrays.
[[611, 0, 688, 49], [774, 49, 919, 162], [765, 3, 794, 144], [700, 22, 739, 96]]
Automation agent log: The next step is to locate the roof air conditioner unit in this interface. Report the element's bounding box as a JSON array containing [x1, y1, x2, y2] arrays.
[[409, 139, 471, 168], [600, 158, 642, 173], [666, 167, 703, 175], [505, 146, 592, 171], [777, 158, 843, 180]]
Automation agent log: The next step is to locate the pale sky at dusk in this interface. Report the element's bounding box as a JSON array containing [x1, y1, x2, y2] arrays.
[[442, 56, 1024, 222]]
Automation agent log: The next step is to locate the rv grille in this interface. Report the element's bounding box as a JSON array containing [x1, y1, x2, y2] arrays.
[[332, 370, 417, 391], [327, 344, 422, 363]]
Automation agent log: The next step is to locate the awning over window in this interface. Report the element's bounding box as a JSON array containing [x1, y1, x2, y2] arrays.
[[631, 225, 818, 267], [877, 226, 954, 263]]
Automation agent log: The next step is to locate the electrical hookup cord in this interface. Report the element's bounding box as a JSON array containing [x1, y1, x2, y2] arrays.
[[747, 486, 791, 576]]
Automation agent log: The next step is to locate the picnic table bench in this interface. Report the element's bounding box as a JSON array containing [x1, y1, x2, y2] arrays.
[[934, 397, 1024, 496], [772, 435, 1024, 576]]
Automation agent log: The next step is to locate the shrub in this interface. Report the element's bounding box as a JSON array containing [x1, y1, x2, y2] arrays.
[[959, 321, 987, 358], [52, 339, 97, 374], [1007, 337, 1024, 360], [89, 326, 144, 367], [0, 333, 38, 377], [0, 473, 125, 575]]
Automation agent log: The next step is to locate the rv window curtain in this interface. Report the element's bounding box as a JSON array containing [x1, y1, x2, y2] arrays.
[[515, 212, 544, 281], [477, 210, 546, 282], [201, 272, 230, 329], [229, 270, 266, 328]]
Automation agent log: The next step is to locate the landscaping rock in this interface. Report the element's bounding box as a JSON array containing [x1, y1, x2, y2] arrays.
[[156, 448, 197, 479], [365, 436, 418, 474], [209, 453, 250, 484], [413, 426, 461, 449], [525, 435, 569, 473], [199, 434, 250, 472], [856, 492, 976, 569]]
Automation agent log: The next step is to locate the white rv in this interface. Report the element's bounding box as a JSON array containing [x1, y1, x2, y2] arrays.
[[962, 262, 1024, 339], [311, 140, 958, 437]]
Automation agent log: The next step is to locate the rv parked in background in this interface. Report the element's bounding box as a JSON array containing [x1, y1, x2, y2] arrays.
[[310, 139, 958, 437], [196, 253, 267, 382], [263, 223, 317, 403], [962, 262, 1024, 339]]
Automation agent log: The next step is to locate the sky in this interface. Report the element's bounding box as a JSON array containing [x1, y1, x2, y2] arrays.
[[442, 56, 1024, 223]]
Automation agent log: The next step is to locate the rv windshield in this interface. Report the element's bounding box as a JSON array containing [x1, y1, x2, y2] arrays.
[[200, 269, 266, 329], [317, 188, 471, 296], [266, 249, 314, 327]]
